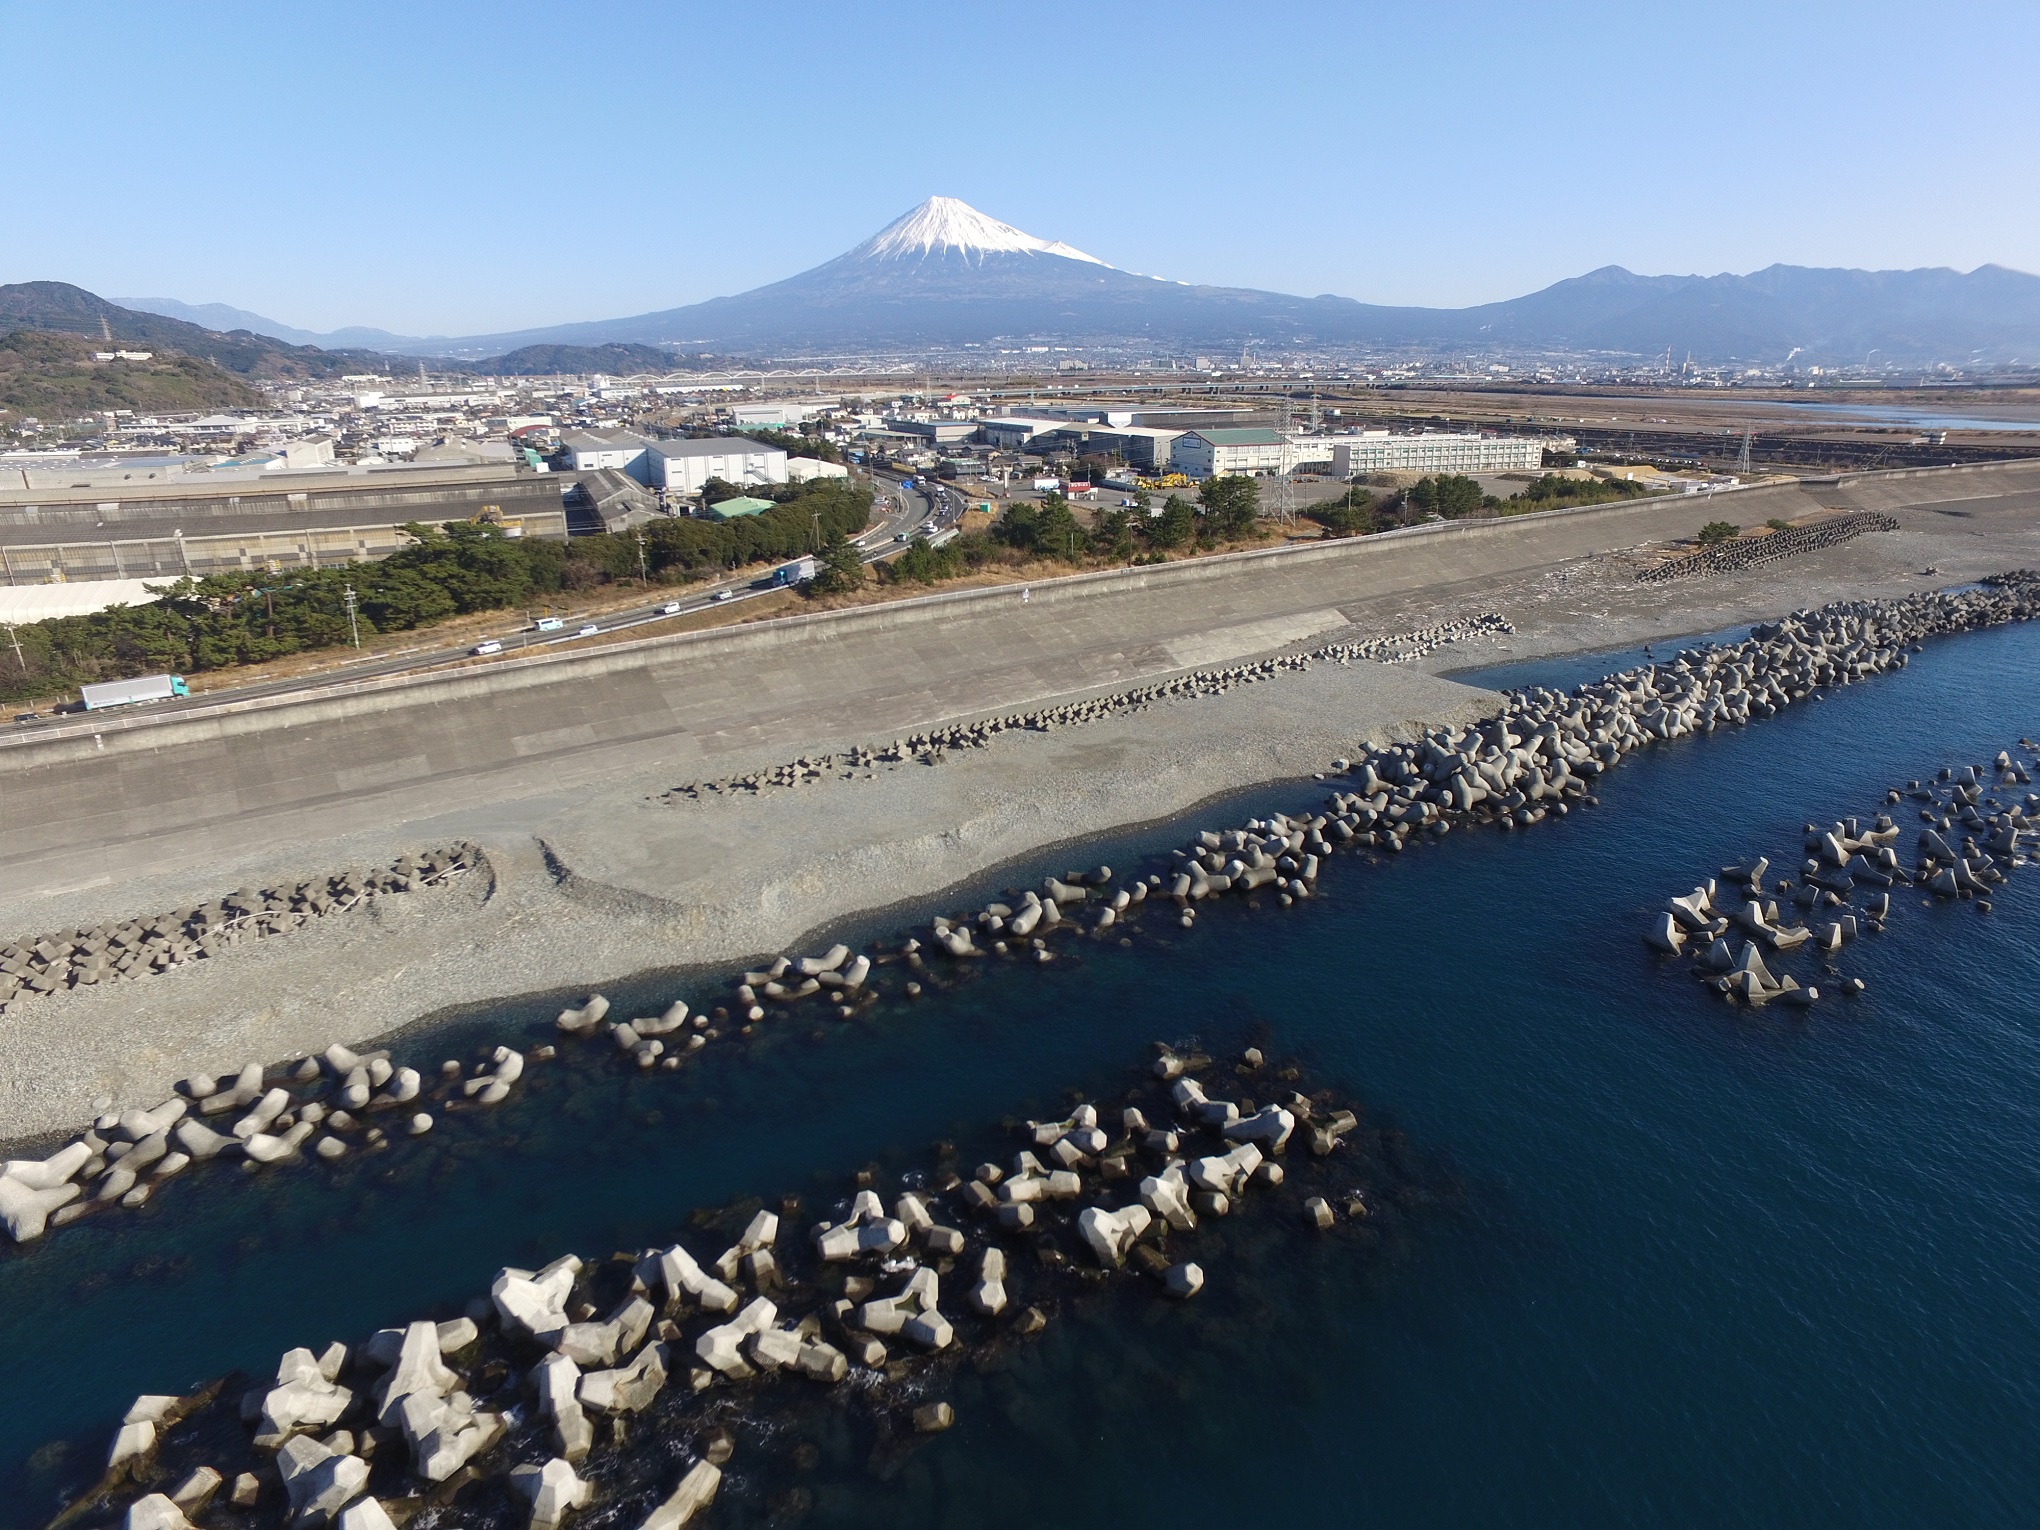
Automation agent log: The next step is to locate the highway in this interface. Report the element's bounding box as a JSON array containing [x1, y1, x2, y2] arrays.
[[11, 471, 936, 728]]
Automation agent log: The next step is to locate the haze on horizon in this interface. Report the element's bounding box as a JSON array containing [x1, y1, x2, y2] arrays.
[[3, 0, 2036, 338]]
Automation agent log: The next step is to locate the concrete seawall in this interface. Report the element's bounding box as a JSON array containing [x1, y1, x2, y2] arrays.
[[3, 461, 2036, 909], [0, 456, 2036, 1138]]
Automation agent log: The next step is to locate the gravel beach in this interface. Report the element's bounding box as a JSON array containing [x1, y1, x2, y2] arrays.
[[2, 469, 2035, 1145], [0, 659, 1493, 1142]]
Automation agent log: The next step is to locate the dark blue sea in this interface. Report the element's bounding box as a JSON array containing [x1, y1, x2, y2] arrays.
[[4, 618, 2037, 1529]]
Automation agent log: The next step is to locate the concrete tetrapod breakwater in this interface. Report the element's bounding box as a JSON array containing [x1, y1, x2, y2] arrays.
[[54, 1045, 1423, 1530], [6, 575, 2035, 1249], [17, 452, 2035, 919], [1637, 512, 1901, 583], [0, 848, 481, 1019], [658, 613, 1510, 799], [1646, 745, 2038, 1007]]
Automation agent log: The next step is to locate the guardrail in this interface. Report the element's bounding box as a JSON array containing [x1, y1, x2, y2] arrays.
[[4, 455, 2033, 756]]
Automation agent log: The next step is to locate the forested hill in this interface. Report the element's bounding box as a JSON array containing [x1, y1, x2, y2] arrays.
[[0, 330, 260, 420], [0, 282, 390, 379], [0, 284, 728, 381]]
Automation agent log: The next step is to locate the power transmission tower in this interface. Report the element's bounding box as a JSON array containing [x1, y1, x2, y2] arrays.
[[342, 584, 361, 649], [1275, 395, 1294, 526], [1736, 428, 1754, 477]]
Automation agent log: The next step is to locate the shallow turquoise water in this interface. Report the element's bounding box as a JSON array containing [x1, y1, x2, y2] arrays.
[[3, 619, 2037, 1528]]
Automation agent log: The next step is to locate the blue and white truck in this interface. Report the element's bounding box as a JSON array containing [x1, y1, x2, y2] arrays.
[[80, 674, 188, 710]]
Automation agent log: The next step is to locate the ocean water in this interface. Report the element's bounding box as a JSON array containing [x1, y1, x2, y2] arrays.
[[3, 619, 2038, 1529], [1775, 400, 2040, 433]]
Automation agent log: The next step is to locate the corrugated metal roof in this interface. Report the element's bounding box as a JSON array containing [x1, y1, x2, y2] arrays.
[[1187, 428, 1285, 446], [650, 435, 788, 459]]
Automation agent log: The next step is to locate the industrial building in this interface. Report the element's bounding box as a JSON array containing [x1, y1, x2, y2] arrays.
[[703, 495, 776, 520], [980, 418, 1060, 449], [1170, 428, 1291, 478], [560, 429, 655, 479], [731, 399, 836, 428], [645, 437, 789, 496], [885, 418, 978, 446], [0, 463, 569, 587], [1328, 431, 1559, 477]]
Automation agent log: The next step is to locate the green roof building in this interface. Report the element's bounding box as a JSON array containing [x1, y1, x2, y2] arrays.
[[704, 495, 776, 520]]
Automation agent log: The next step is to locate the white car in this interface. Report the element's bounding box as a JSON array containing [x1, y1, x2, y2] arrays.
[[657, 601, 682, 615], [471, 639, 504, 656], [576, 623, 599, 637], [714, 589, 734, 602]]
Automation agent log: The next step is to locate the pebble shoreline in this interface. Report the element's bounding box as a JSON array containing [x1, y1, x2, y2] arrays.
[[658, 613, 1512, 800], [5, 574, 2033, 1252], [1637, 511, 1900, 584], [0, 849, 481, 1019]]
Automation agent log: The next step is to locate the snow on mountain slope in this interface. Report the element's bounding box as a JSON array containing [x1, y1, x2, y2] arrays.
[[853, 196, 1109, 267]]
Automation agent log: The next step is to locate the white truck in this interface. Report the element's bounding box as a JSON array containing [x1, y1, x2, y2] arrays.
[[80, 674, 189, 711]]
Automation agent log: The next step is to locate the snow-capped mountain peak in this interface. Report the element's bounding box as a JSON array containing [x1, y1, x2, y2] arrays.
[[853, 196, 1108, 267]]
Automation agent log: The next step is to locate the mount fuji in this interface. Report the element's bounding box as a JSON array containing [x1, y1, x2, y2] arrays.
[[414, 195, 1215, 356], [395, 196, 2040, 364], [97, 197, 2040, 365]]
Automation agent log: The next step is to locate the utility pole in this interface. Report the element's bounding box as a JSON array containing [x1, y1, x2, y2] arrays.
[[4, 622, 24, 672], [343, 584, 361, 649], [635, 529, 649, 585]]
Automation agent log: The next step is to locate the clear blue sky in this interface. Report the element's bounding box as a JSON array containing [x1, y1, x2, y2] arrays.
[[3, 0, 2035, 337]]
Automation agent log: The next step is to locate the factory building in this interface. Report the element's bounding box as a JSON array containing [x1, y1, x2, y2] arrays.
[[646, 436, 789, 496], [980, 417, 1061, 449], [1328, 431, 1559, 477], [885, 418, 979, 446], [731, 399, 836, 428], [0, 464, 568, 587], [559, 428, 654, 479], [1170, 428, 1291, 478]]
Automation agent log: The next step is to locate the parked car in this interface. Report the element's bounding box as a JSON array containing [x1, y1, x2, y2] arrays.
[[472, 640, 504, 656]]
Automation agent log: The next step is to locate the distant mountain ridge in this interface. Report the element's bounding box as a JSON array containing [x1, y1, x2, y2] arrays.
[[332, 198, 2040, 364], [20, 198, 2040, 367], [115, 296, 432, 353], [0, 284, 725, 381], [0, 281, 385, 379]]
